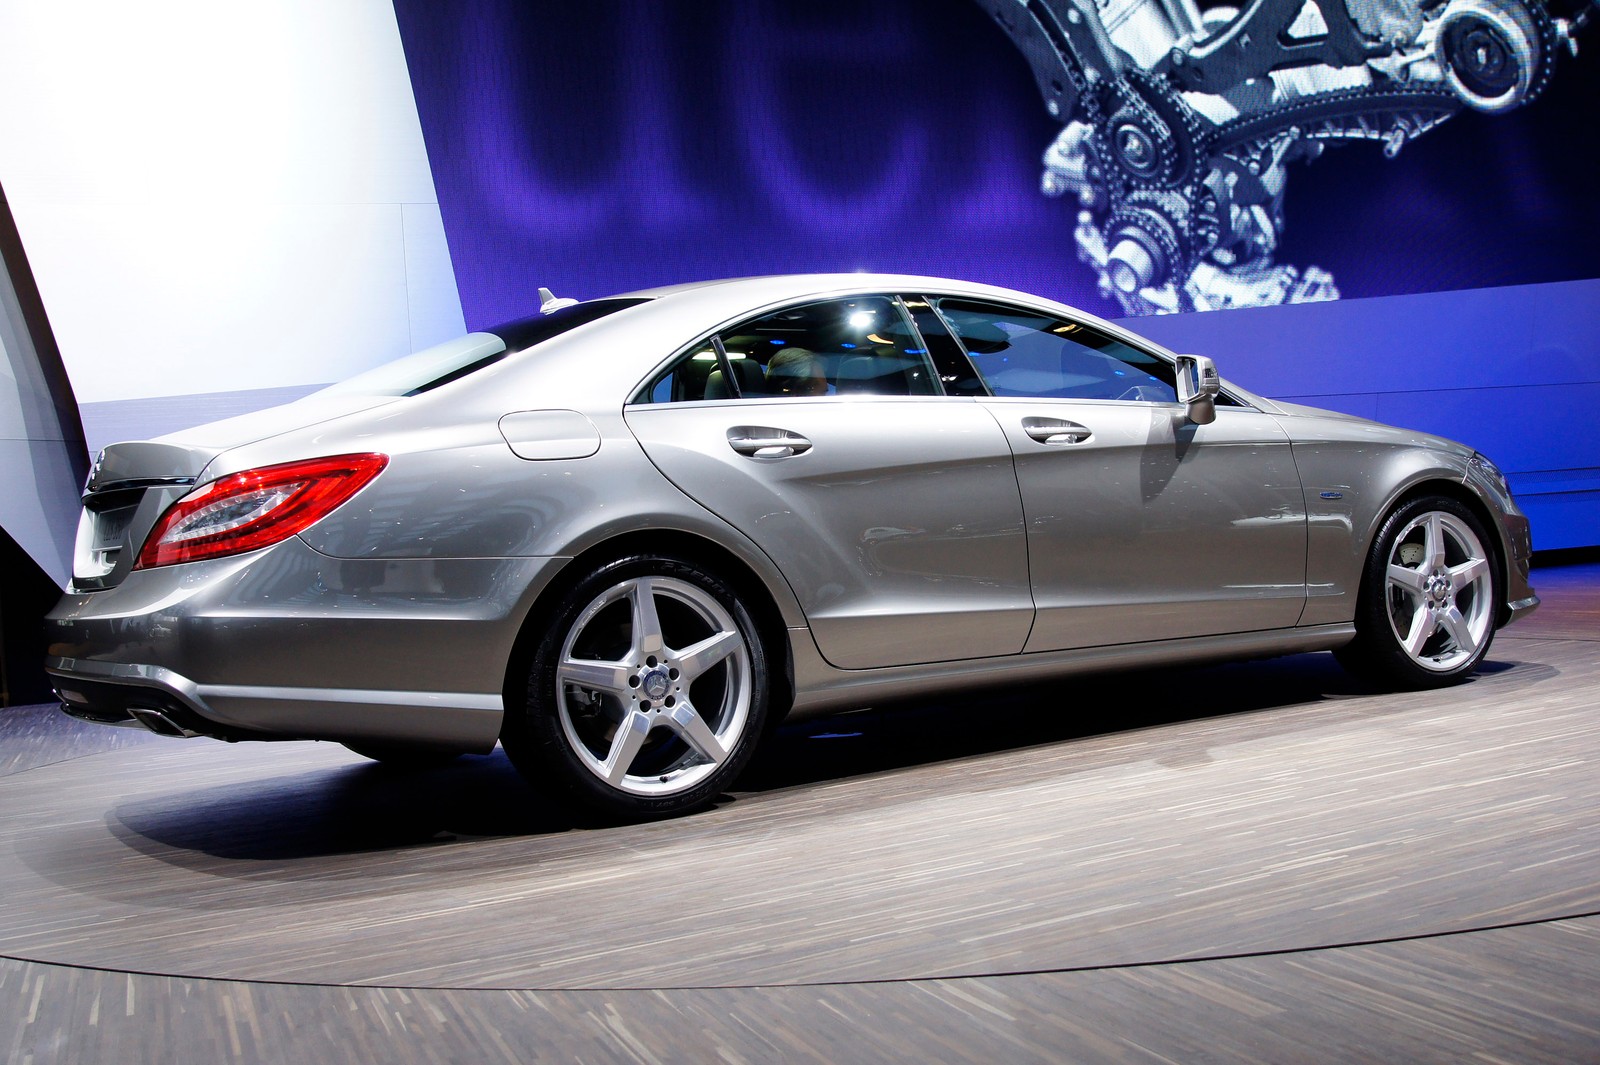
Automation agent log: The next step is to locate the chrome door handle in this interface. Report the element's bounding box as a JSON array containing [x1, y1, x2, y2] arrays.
[[1022, 417, 1092, 445], [727, 426, 813, 459]]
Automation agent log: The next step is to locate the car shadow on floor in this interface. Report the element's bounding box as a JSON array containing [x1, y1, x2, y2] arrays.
[[103, 752, 579, 866], [737, 650, 1514, 793], [101, 649, 1538, 867]]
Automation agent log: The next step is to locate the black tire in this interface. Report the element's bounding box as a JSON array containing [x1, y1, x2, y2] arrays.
[[1335, 495, 1500, 689], [341, 741, 465, 769], [501, 554, 770, 820]]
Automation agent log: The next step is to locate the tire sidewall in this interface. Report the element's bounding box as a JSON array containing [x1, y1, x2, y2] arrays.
[[506, 554, 769, 820], [1348, 495, 1500, 689]]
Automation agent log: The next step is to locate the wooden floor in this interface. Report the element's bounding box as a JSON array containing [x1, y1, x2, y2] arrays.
[[3, 559, 1598, 1062]]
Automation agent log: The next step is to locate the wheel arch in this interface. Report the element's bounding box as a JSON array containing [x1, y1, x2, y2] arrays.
[[1336, 476, 1507, 688], [1365, 476, 1509, 620], [498, 528, 799, 731]]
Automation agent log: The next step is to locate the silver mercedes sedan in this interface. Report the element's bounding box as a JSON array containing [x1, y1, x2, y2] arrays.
[[46, 274, 1538, 818]]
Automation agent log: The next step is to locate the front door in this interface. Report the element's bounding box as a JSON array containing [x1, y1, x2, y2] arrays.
[[932, 295, 1307, 651], [625, 294, 1034, 669], [983, 398, 1306, 650]]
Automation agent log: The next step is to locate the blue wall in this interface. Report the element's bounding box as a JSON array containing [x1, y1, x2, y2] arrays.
[[1124, 279, 1600, 550]]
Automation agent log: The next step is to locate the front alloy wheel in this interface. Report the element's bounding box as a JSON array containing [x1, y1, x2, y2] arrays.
[[1337, 496, 1500, 688], [504, 556, 768, 819]]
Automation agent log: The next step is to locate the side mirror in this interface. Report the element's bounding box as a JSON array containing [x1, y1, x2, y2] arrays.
[[1174, 354, 1220, 426]]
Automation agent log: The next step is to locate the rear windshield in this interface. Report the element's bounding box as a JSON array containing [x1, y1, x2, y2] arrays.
[[487, 298, 649, 354], [317, 298, 649, 398]]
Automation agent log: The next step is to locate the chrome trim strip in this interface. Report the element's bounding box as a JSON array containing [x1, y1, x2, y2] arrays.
[[195, 684, 501, 711], [47, 658, 501, 714], [84, 474, 196, 497], [1504, 594, 1541, 626]]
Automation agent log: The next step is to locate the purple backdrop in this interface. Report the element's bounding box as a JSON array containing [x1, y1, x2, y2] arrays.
[[389, 0, 1600, 548], [391, 0, 1600, 327]]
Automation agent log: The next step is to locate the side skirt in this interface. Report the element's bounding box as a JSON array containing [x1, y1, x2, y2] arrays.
[[784, 623, 1356, 720]]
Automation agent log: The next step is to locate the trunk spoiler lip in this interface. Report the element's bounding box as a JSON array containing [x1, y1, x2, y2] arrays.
[[82, 474, 196, 502], [85, 440, 220, 495]]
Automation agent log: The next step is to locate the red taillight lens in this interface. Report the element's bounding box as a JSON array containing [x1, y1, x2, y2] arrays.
[[135, 453, 388, 569]]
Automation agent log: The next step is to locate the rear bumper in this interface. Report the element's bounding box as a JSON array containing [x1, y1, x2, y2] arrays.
[[47, 656, 505, 748], [52, 662, 232, 738], [45, 538, 568, 750]]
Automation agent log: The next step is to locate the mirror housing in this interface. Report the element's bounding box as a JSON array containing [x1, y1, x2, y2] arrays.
[[1174, 354, 1220, 425]]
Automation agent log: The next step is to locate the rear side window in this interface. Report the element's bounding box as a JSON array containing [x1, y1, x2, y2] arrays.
[[934, 298, 1178, 403], [637, 296, 940, 403]]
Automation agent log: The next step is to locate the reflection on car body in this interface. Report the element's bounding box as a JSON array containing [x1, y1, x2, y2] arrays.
[[46, 274, 1538, 819]]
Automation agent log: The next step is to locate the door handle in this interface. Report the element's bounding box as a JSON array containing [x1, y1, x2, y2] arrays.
[[727, 426, 813, 459], [1022, 417, 1092, 445]]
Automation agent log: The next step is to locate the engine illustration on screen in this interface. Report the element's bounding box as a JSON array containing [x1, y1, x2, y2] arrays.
[[981, 0, 1592, 313]]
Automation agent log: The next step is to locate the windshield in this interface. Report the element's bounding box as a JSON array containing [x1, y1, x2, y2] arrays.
[[315, 297, 650, 398]]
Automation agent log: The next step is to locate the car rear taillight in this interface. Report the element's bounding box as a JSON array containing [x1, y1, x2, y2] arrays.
[[135, 453, 388, 569]]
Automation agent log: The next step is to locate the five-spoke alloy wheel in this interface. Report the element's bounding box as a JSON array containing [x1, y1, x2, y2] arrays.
[[503, 555, 769, 819], [1338, 496, 1500, 688]]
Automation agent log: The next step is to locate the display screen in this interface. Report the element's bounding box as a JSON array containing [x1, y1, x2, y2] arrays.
[[392, 0, 1599, 326]]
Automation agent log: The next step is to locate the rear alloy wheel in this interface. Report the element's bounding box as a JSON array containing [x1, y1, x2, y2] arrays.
[[1337, 497, 1499, 688], [503, 556, 768, 819]]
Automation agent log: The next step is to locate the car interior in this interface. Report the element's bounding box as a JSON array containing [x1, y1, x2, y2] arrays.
[[644, 297, 941, 403]]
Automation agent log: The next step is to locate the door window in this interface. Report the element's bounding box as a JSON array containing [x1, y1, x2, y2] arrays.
[[638, 296, 940, 403], [933, 298, 1178, 403]]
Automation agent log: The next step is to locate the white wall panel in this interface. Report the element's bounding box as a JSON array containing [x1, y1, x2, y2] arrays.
[[0, 0, 463, 410], [402, 203, 466, 356], [0, 269, 80, 587], [19, 203, 417, 402]]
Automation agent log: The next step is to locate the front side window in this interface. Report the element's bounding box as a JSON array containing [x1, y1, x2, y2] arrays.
[[933, 298, 1178, 403], [638, 296, 941, 403]]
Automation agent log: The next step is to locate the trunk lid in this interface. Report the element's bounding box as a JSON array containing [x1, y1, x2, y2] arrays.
[[72, 393, 396, 591]]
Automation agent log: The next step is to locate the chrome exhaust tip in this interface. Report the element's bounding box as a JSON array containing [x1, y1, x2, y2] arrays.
[[126, 706, 201, 739]]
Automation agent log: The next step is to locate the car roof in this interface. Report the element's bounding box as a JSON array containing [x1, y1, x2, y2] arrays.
[[610, 272, 1168, 358], [462, 274, 1181, 414], [612, 272, 1069, 309]]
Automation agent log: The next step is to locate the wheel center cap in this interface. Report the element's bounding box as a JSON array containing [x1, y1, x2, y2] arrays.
[[642, 668, 671, 701]]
